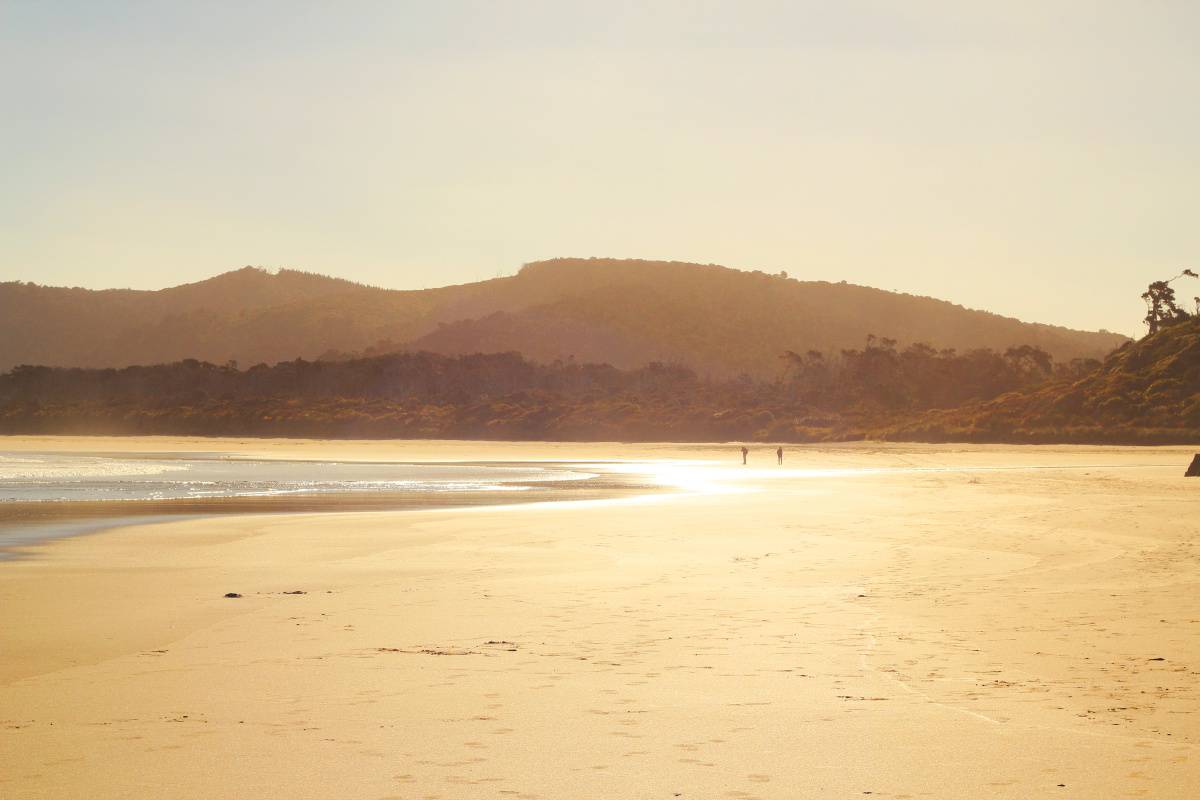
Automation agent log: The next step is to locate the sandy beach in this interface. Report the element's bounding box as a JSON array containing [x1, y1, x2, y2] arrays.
[[1, 436, 1198, 799]]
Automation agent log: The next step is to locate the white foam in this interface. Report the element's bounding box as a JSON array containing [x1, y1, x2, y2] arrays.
[[0, 454, 190, 481], [0, 452, 593, 503]]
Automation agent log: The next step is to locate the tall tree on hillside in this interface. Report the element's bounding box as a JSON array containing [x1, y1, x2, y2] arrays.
[[1003, 345, 1053, 378], [1142, 269, 1198, 335]]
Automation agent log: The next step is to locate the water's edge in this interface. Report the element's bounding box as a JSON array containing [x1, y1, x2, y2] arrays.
[[0, 452, 662, 558]]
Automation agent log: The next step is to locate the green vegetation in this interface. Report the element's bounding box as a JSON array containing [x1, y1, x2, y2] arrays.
[[0, 338, 1109, 442], [4, 268, 1190, 445], [885, 315, 1200, 444]]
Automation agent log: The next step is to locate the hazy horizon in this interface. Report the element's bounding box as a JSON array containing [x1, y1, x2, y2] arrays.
[[4, 2, 1198, 337]]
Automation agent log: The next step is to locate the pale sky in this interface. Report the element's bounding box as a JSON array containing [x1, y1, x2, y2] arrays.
[[2, 1, 1197, 335]]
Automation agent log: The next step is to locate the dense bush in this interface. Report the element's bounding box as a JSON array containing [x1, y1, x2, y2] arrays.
[[884, 317, 1200, 444], [0, 333, 1157, 443]]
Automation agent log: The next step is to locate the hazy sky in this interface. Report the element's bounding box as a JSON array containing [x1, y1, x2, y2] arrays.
[[2, 2, 1197, 335]]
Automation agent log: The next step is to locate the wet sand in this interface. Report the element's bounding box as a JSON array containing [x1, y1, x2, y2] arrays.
[[1, 437, 1198, 798], [0, 477, 655, 558]]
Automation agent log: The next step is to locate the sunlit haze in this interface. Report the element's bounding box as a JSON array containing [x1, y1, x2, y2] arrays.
[[3, 2, 1197, 335]]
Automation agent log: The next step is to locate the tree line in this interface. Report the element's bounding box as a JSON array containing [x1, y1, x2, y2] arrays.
[[782, 338, 1097, 412], [0, 339, 1088, 441]]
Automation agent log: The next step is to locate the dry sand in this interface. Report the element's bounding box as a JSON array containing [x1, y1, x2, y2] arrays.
[[1, 436, 1198, 798]]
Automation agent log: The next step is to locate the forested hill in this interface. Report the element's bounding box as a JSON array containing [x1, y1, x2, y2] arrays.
[[884, 316, 1200, 443], [4, 338, 1191, 443], [0, 259, 1128, 376]]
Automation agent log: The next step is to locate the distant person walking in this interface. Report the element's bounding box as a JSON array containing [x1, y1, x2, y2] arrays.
[[776, 446, 783, 465], [740, 446, 748, 465]]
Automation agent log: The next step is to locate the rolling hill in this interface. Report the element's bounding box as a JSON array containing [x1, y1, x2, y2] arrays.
[[0, 258, 1128, 377]]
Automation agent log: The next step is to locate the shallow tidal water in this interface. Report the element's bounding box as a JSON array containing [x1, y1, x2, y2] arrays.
[[0, 450, 606, 555]]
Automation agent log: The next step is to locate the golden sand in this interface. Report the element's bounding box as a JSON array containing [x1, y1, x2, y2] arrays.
[[1, 437, 1197, 798]]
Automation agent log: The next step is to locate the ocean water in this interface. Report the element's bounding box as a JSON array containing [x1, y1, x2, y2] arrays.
[[0, 451, 592, 504], [0, 451, 609, 557]]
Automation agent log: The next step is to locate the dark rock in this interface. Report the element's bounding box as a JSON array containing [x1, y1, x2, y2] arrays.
[[223, 592, 242, 598], [282, 590, 306, 595], [1186, 454, 1200, 477]]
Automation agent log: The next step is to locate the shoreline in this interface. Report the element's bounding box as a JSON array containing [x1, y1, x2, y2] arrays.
[[2, 436, 1192, 558], [0, 428, 1183, 475], [0, 470, 660, 560], [2, 422, 1197, 447]]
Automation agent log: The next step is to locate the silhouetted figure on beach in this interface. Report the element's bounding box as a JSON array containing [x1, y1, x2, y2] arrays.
[[776, 446, 783, 465], [741, 446, 748, 465]]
